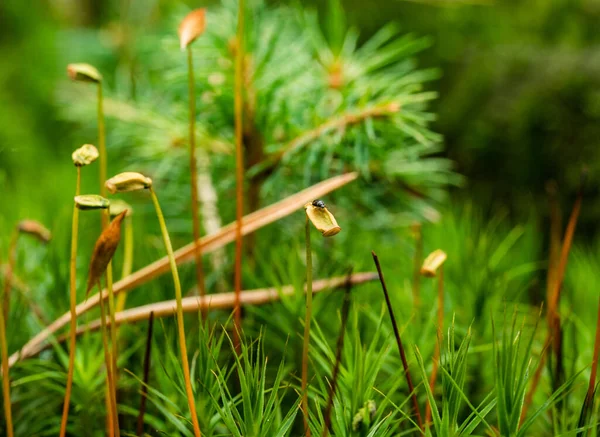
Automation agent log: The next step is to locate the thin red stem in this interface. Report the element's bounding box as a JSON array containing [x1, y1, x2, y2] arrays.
[[233, 0, 245, 352], [372, 251, 423, 431], [59, 166, 81, 436], [187, 46, 207, 303], [425, 266, 444, 428], [136, 311, 154, 436]]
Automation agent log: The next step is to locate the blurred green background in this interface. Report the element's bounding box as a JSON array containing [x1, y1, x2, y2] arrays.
[[1, 0, 600, 228], [1, 2, 599, 434]]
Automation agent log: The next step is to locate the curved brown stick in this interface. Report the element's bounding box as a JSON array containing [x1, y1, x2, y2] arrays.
[[8, 173, 357, 368], [13, 273, 375, 365]]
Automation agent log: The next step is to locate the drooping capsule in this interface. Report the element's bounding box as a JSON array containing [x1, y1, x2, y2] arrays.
[[305, 201, 340, 237]]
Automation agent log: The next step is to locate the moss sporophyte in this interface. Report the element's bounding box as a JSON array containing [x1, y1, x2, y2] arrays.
[[105, 171, 202, 437], [302, 199, 341, 436], [420, 249, 447, 429], [69, 64, 117, 433], [67, 63, 107, 208], [88, 209, 125, 437], [71, 143, 99, 167], [233, 0, 245, 352], [304, 200, 341, 237], [179, 8, 208, 303], [60, 144, 101, 437]]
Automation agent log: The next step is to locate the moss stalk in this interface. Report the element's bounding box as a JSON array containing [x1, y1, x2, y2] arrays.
[[149, 188, 201, 437], [59, 167, 82, 436], [301, 215, 313, 437], [187, 46, 207, 303]]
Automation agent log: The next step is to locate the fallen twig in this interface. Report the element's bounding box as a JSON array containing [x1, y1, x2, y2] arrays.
[[12, 272, 376, 364]]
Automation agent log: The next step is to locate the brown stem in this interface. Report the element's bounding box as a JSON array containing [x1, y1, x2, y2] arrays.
[[522, 176, 584, 422], [104, 390, 112, 437], [321, 270, 353, 437], [233, 0, 246, 353], [372, 251, 423, 431], [546, 177, 584, 407], [7, 173, 359, 369], [187, 46, 207, 302], [106, 262, 121, 437], [136, 311, 154, 436], [425, 266, 444, 428], [98, 281, 117, 437], [547, 179, 584, 341]]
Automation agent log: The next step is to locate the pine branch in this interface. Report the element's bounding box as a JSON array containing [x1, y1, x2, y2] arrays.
[[252, 102, 401, 178]]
